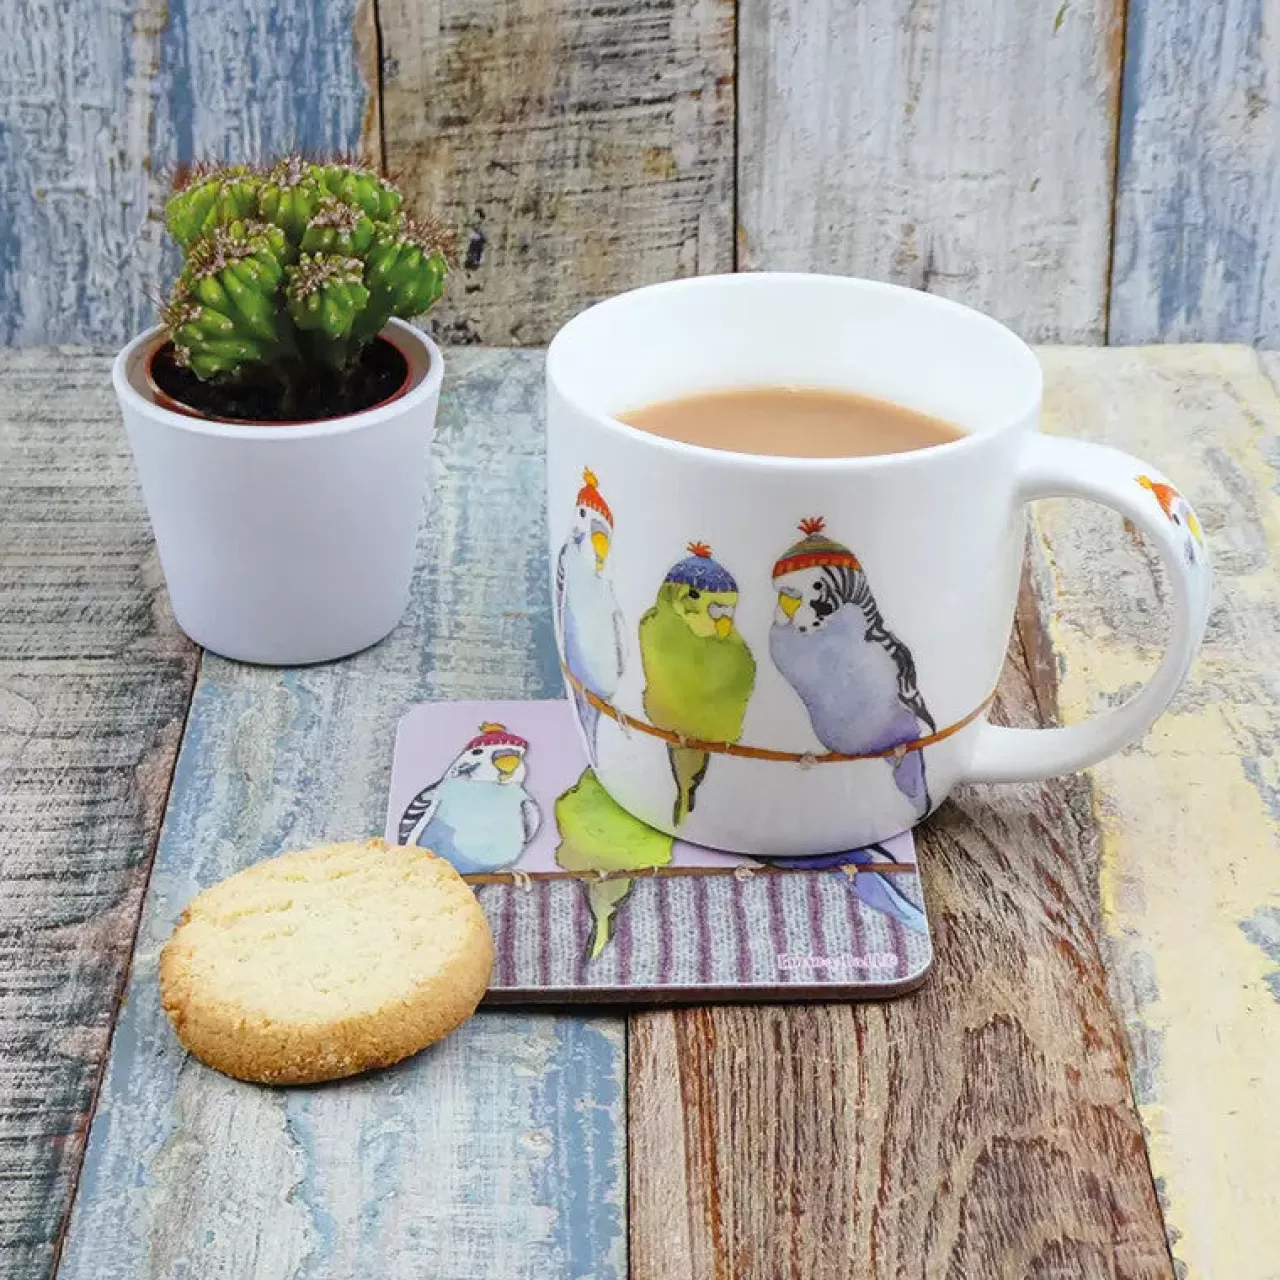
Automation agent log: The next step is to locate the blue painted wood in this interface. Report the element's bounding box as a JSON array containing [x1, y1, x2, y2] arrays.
[[0, 0, 373, 346], [57, 350, 626, 1279], [1110, 0, 1280, 345]]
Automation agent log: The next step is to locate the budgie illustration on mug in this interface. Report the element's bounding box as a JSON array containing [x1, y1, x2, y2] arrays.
[[399, 722, 542, 874], [1137, 474, 1205, 567], [555, 469, 627, 764], [639, 543, 757, 827], [770, 518, 935, 816]]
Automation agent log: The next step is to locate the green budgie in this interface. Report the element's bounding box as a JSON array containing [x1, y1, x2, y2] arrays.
[[555, 767, 674, 960], [639, 542, 756, 827]]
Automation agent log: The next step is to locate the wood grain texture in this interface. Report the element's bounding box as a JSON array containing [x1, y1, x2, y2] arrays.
[[0, 350, 198, 1279], [379, 0, 735, 345], [737, 0, 1125, 343], [1109, 1, 1280, 346], [1035, 346, 1280, 1278], [58, 350, 627, 1280], [0, 0, 374, 346], [629, 602, 1173, 1276]]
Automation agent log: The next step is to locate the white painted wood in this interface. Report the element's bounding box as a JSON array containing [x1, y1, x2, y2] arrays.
[[737, 0, 1125, 343], [1110, 0, 1280, 346]]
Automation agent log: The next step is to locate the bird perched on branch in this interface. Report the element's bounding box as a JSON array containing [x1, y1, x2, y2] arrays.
[[555, 469, 627, 764], [769, 518, 934, 816], [639, 542, 756, 827]]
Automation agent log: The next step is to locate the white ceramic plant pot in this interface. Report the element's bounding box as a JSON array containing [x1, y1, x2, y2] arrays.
[[113, 318, 442, 665]]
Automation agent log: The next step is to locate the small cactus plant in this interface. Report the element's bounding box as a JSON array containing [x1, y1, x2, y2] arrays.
[[157, 157, 451, 420]]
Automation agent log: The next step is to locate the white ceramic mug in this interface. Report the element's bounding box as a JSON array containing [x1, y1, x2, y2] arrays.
[[545, 274, 1211, 856], [114, 318, 442, 665]]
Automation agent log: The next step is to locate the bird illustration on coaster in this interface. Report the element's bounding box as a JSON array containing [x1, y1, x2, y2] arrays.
[[555, 468, 627, 764], [639, 542, 757, 827], [398, 722, 542, 874], [554, 766, 675, 960], [770, 517, 935, 816], [756, 844, 927, 934]]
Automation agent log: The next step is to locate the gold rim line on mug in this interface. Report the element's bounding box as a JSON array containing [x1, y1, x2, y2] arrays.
[[562, 667, 998, 764]]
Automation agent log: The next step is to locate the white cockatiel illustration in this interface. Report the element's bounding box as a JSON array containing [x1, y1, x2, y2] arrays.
[[398, 722, 541, 874], [769, 518, 935, 816], [555, 468, 627, 763]]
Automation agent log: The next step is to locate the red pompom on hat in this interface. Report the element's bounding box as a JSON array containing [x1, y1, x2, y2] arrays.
[[576, 468, 613, 526], [465, 721, 528, 751], [771, 517, 861, 580]]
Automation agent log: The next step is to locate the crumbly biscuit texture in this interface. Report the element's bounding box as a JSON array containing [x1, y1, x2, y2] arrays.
[[160, 839, 493, 1084]]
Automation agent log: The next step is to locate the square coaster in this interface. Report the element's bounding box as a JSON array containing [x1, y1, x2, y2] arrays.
[[386, 700, 932, 1002]]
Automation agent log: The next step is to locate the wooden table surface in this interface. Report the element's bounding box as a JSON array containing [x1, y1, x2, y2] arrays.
[[1, 345, 1276, 1280]]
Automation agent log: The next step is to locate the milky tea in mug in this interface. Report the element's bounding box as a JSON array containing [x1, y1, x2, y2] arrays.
[[618, 385, 965, 458]]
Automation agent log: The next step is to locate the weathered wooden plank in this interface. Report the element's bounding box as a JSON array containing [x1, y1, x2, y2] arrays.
[[0, 0, 374, 346], [0, 350, 199, 1279], [379, 0, 735, 345], [1262, 349, 1280, 408], [629, 601, 1174, 1278], [737, 0, 1125, 343], [1034, 346, 1280, 1278], [58, 350, 627, 1280], [1109, 2, 1280, 346]]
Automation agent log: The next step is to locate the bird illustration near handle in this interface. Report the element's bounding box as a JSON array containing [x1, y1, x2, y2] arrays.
[[555, 469, 627, 765], [1137, 474, 1204, 567], [639, 542, 757, 827], [769, 518, 934, 816]]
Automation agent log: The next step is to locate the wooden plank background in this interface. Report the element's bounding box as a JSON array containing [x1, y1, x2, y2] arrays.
[[737, 0, 1125, 343], [0, 0, 374, 346], [379, 0, 736, 344], [1110, 1, 1280, 346], [1, 0, 1277, 346]]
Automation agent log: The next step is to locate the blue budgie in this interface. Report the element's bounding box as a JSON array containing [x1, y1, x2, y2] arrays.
[[399, 722, 541, 875]]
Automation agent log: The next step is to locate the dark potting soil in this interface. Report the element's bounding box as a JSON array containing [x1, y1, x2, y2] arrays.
[[149, 337, 411, 424]]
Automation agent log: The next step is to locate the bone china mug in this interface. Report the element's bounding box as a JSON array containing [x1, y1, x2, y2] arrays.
[[545, 274, 1211, 856]]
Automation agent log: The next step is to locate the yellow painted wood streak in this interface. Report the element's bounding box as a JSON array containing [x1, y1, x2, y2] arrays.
[[1033, 346, 1280, 1280]]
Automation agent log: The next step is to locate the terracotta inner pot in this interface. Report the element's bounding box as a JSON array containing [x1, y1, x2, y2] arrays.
[[145, 333, 415, 426]]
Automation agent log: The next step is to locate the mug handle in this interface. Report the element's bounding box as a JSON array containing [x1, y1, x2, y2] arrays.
[[962, 435, 1212, 784]]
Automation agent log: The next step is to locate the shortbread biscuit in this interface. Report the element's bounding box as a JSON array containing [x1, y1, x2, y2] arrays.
[[159, 839, 493, 1084]]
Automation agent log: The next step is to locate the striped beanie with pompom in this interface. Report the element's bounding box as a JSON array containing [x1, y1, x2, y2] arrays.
[[663, 542, 738, 593], [575, 468, 613, 527], [771, 517, 861, 580], [465, 721, 528, 751]]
